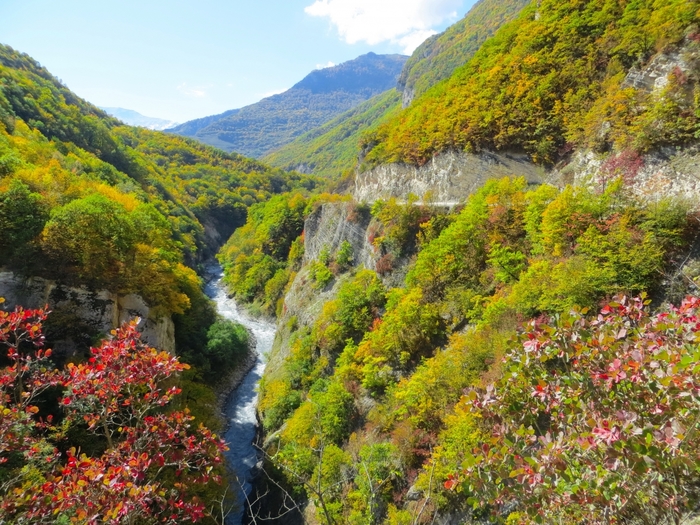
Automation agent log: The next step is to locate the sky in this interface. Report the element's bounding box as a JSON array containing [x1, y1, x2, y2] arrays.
[[0, 0, 475, 123]]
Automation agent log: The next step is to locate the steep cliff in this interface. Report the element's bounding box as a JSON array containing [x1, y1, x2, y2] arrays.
[[0, 271, 175, 357], [354, 149, 545, 203]]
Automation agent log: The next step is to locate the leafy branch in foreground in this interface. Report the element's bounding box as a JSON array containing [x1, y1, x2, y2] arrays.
[[453, 295, 700, 525], [0, 309, 227, 524]]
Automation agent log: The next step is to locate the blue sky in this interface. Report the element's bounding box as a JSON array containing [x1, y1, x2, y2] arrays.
[[0, 0, 474, 123]]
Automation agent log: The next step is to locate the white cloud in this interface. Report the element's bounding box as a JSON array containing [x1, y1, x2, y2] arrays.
[[305, 0, 461, 54], [177, 83, 207, 98], [316, 61, 336, 69]]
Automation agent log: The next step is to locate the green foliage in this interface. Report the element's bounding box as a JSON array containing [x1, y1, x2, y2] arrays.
[[262, 177, 696, 524], [310, 260, 334, 289], [203, 319, 249, 376], [336, 240, 354, 270], [219, 193, 307, 308], [398, 0, 530, 102], [364, 0, 699, 166], [42, 194, 138, 286], [259, 270, 386, 435], [0, 179, 47, 263], [370, 195, 434, 258], [264, 89, 403, 178]]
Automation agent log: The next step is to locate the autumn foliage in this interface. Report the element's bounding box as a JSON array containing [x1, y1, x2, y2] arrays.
[[0, 306, 227, 524], [453, 295, 700, 524]]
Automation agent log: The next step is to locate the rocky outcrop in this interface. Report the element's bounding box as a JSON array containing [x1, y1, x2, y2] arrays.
[[354, 149, 545, 204], [0, 272, 175, 355], [266, 202, 381, 381], [622, 49, 690, 93], [554, 146, 700, 206], [303, 201, 378, 270]]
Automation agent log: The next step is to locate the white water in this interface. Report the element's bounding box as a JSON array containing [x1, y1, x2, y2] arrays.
[[204, 265, 276, 525]]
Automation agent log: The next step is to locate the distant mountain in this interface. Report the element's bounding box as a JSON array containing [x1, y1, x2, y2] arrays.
[[100, 107, 179, 130], [167, 53, 408, 158], [263, 89, 402, 178]]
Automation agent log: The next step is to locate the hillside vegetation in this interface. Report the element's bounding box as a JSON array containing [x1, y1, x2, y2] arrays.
[[0, 43, 317, 288], [263, 89, 403, 178], [218, 1, 700, 523], [169, 53, 407, 159], [397, 0, 530, 106], [363, 0, 700, 167], [222, 174, 700, 524], [0, 42, 322, 521]]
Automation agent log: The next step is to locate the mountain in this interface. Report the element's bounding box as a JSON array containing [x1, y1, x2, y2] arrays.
[[0, 41, 321, 520], [263, 89, 403, 178], [167, 53, 408, 158], [364, 0, 699, 167], [0, 40, 317, 360], [397, 0, 531, 106], [99, 106, 179, 130], [219, 2, 700, 524], [263, 0, 528, 178]]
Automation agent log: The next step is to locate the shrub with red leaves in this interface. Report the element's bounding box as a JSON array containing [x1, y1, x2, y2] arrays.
[[448, 295, 700, 525], [0, 310, 227, 524]]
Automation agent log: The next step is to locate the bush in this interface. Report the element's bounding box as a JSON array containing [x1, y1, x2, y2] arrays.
[[204, 319, 249, 376], [457, 295, 700, 525]]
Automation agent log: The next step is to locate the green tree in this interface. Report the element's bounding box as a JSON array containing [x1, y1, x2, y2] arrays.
[[0, 179, 47, 263]]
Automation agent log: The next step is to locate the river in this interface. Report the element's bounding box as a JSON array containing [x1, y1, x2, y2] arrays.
[[204, 264, 276, 525]]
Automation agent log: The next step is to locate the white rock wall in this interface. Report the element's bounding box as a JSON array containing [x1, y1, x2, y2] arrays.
[[0, 272, 175, 354]]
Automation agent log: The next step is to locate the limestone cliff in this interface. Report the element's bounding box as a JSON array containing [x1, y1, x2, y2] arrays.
[[0, 272, 175, 356], [354, 149, 545, 204]]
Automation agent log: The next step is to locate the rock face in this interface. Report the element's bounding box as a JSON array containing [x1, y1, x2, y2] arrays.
[[265, 201, 381, 381], [622, 50, 690, 93], [0, 272, 175, 355], [354, 149, 545, 204], [303, 201, 378, 270], [554, 146, 700, 206]]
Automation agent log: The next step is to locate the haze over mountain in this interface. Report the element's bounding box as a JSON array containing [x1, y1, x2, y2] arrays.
[[167, 53, 408, 158], [99, 107, 179, 131]]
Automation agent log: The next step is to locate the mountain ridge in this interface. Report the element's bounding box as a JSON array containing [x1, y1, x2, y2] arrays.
[[99, 107, 179, 130], [263, 0, 529, 178], [167, 52, 408, 158]]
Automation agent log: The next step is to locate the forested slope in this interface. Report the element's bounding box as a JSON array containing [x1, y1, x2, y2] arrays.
[[218, 1, 700, 524], [263, 0, 529, 178], [0, 42, 325, 523], [363, 0, 700, 167], [397, 0, 530, 106]]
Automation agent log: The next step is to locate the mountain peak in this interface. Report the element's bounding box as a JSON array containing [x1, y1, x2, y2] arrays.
[[169, 53, 408, 158]]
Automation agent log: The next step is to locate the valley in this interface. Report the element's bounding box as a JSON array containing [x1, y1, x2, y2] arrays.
[[1, 0, 700, 524]]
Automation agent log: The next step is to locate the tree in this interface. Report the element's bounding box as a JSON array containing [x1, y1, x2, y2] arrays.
[[0, 179, 48, 263], [41, 194, 138, 285], [0, 308, 227, 524]]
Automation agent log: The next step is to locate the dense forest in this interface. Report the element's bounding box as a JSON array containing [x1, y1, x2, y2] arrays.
[[363, 0, 699, 167], [397, 0, 530, 106], [220, 175, 699, 524], [216, 0, 700, 524]]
